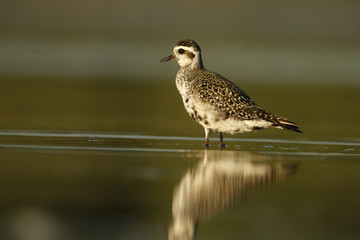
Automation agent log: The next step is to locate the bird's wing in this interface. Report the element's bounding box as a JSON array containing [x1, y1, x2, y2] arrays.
[[194, 71, 274, 121]]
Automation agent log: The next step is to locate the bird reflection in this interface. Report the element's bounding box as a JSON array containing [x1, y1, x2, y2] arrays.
[[169, 150, 297, 240]]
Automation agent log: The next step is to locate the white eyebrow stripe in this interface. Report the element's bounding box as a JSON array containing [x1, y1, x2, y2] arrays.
[[174, 46, 195, 52]]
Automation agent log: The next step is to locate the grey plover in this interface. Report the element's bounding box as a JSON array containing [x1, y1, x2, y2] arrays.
[[161, 39, 301, 147]]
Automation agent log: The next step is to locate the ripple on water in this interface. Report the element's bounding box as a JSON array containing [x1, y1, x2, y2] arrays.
[[0, 130, 359, 157]]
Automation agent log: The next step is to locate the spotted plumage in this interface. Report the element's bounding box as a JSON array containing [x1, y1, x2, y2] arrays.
[[161, 39, 302, 147]]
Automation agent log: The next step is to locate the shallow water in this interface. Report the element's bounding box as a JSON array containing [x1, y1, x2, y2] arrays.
[[0, 80, 359, 239], [0, 130, 360, 240]]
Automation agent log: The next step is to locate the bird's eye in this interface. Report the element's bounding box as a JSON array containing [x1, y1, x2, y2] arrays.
[[178, 48, 185, 54]]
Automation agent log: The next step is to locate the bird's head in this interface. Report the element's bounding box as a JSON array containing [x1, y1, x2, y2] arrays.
[[161, 39, 204, 69]]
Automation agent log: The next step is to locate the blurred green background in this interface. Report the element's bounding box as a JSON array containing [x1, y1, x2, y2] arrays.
[[0, 0, 360, 139], [1, 0, 359, 84]]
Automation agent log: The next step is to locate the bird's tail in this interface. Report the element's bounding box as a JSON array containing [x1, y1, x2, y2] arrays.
[[272, 118, 302, 133]]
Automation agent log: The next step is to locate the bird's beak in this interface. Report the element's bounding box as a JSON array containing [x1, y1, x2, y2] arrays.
[[160, 54, 174, 62]]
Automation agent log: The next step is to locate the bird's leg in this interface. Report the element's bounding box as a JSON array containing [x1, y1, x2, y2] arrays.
[[219, 132, 225, 148], [204, 128, 212, 148]]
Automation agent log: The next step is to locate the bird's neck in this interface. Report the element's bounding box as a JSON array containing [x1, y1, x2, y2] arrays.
[[195, 53, 204, 69], [182, 59, 204, 72]]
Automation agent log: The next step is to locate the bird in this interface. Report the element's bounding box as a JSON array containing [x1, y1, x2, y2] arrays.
[[160, 39, 302, 147]]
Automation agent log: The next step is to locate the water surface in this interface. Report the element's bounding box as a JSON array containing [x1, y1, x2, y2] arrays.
[[0, 130, 359, 240]]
